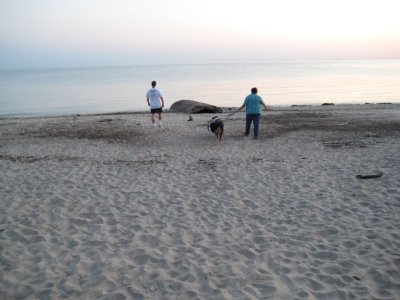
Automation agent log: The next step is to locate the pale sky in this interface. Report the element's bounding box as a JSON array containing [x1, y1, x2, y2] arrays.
[[1, 0, 399, 69]]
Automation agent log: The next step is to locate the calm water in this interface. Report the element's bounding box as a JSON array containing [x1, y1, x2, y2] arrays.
[[1, 60, 399, 117]]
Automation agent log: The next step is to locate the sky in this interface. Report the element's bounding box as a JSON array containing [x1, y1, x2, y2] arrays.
[[0, 0, 399, 69]]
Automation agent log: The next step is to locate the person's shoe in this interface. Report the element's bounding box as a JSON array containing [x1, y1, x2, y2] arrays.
[[253, 136, 258, 140], [244, 133, 249, 137]]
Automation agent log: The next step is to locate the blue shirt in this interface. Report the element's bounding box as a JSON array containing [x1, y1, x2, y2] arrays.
[[243, 93, 263, 114]]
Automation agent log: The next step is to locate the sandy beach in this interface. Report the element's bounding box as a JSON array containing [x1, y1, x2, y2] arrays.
[[1, 104, 399, 299]]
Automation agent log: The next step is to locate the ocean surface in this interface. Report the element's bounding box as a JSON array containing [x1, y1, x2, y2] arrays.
[[1, 60, 399, 117]]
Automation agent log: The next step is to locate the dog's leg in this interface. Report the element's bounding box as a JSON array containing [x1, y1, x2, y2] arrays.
[[214, 127, 220, 140]]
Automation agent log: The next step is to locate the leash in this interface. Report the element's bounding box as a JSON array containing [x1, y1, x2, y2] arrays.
[[207, 110, 240, 132], [214, 110, 240, 121]]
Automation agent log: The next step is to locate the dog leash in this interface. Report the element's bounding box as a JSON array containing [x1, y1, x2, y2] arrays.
[[214, 110, 240, 121], [207, 110, 240, 132]]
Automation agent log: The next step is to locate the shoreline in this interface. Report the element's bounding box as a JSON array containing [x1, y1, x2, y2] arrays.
[[1, 104, 399, 299], [1, 102, 399, 121]]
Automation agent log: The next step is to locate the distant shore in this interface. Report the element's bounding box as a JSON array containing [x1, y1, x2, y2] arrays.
[[1, 103, 399, 299]]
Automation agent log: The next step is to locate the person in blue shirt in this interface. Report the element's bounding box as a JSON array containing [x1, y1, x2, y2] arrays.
[[238, 87, 267, 140]]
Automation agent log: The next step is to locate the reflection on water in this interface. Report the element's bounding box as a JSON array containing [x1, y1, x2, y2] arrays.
[[0, 60, 399, 116]]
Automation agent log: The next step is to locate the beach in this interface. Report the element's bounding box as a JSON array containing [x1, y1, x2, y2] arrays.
[[1, 104, 399, 299]]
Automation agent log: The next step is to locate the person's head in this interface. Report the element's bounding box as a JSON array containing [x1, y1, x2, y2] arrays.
[[251, 87, 258, 94], [151, 81, 157, 87]]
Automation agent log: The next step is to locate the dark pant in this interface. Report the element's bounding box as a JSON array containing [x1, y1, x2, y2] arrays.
[[245, 114, 260, 138]]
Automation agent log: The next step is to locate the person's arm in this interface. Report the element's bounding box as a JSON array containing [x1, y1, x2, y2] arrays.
[[261, 100, 267, 110], [260, 97, 267, 110], [238, 97, 247, 111], [160, 96, 164, 108], [147, 97, 150, 106]]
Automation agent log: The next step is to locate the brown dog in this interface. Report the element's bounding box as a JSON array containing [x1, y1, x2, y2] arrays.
[[208, 117, 224, 140]]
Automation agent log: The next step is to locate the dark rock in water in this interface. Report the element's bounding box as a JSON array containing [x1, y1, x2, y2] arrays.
[[188, 116, 193, 121], [322, 103, 335, 106], [170, 100, 223, 114]]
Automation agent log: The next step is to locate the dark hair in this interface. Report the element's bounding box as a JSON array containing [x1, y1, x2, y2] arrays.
[[151, 81, 157, 87], [251, 87, 258, 94]]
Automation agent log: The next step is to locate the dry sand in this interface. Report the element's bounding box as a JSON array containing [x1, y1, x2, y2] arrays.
[[1, 104, 399, 299]]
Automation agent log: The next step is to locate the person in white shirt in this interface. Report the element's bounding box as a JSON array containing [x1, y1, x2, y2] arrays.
[[146, 81, 165, 127]]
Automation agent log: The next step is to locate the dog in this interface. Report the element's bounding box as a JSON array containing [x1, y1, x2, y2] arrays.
[[208, 116, 224, 140]]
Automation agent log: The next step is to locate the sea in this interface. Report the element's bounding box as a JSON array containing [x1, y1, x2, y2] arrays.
[[0, 60, 399, 117]]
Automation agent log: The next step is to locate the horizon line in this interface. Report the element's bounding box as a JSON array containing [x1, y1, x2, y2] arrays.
[[1, 58, 400, 72]]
